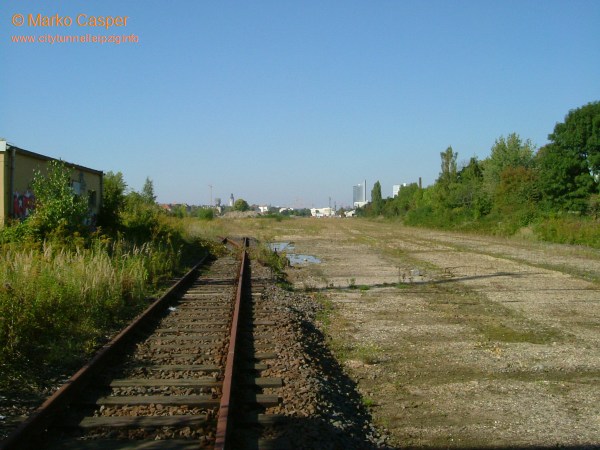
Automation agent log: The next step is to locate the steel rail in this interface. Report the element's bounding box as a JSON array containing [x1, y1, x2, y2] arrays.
[[0, 254, 210, 450], [214, 237, 248, 450]]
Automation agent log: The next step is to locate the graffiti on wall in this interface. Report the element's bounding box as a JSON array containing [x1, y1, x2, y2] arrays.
[[13, 190, 35, 220]]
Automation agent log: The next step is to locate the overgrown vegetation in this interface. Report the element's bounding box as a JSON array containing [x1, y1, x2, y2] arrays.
[[27, 161, 89, 237], [249, 242, 290, 288], [0, 163, 214, 387], [360, 101, 600, 247]]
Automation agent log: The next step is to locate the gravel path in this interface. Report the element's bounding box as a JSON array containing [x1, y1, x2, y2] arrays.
[[248, 260, 392, 449]]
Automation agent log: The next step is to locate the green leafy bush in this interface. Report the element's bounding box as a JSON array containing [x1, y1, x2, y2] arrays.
[[197, 208, 214, 220], [0, 168, 215, 389], [28, 160, 89, 237]]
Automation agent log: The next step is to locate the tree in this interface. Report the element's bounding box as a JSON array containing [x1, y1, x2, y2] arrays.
[[456, 157, 488, 216], [371, 181, 383, 216], [549, 101, 600, 181], [121, 190, 161, 243], [233, 198, 250, 211], [493, 166, 539, 225], [385, 182, 420, 216], [438, 146, 458, 185], [29, 160, 88, 235], [589, 194, 600, 220], [141, 177, 156, 204], [536, 143, 595, 213], [99, 171, 127, 230], [535, 102, 600, 213], [432, 146, 460, 210], [483, 133, 535, 196], [537, 102, 600, 214]]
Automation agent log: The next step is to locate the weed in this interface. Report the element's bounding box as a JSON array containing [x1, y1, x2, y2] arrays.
[[315, 293, 334, 328], [331, 341, 354, 363], [0, 237, 191, 368], [248, 242, 289, 282], [353, 343, 382, 365], [362, 396, 376, 407]]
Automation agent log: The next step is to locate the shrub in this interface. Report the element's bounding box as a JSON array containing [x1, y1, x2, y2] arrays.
[[0, 220, 36, 245], [197, 208, 214, 220], [28, 160, 89, 237], [98, 171, 127, 231], [533, 215, 600, 248]]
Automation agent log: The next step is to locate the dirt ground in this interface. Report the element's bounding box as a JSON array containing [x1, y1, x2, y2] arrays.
[[223, 218, 600, 449]]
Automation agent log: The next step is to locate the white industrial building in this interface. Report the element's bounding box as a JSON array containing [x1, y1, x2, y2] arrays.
[[310, 207, 335, 218]]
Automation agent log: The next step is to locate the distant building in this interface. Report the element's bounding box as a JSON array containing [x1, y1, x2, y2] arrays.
[[258, 205, 269, 214], [229, 193, 234, 207], [0, 140, 103, 225], [353, 180, 367, 208], [310, 207, 335, 218]]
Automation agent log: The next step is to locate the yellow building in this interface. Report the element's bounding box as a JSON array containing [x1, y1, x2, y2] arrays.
[[0, 140, 103, 226]]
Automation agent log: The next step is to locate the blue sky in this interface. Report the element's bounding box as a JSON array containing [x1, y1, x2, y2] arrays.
[[2, 1, 599, 208]]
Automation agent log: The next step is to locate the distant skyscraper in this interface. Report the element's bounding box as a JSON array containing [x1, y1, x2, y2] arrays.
[[353, 180, 367, 208]]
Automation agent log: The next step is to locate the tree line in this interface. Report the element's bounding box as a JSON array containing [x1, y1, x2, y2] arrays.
[[361, 101, 600, 246]]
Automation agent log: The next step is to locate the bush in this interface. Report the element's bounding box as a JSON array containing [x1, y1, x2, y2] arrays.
[[0, 220, 36, 245], [197, 208, 214, 220], [0, 169, 217, 388], [120, 191, 166, 243], [233, 198, 250, 211], [533, 215, 600, 248], [28, 160, 89, 237], [98, 171, 126, 231]]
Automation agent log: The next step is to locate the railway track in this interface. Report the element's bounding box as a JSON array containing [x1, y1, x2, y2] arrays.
[[0, 238, 286, 450]]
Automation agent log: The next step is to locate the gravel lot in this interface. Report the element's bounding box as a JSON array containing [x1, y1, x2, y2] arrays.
[[244, 218, 600, 449]]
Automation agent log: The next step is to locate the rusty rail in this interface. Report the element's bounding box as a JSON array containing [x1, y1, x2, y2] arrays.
[[0, 254, 210, 450], [214, 237, 248, 450]]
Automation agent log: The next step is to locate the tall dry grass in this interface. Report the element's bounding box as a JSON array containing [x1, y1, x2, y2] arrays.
[[0, 239, 180, 365]]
